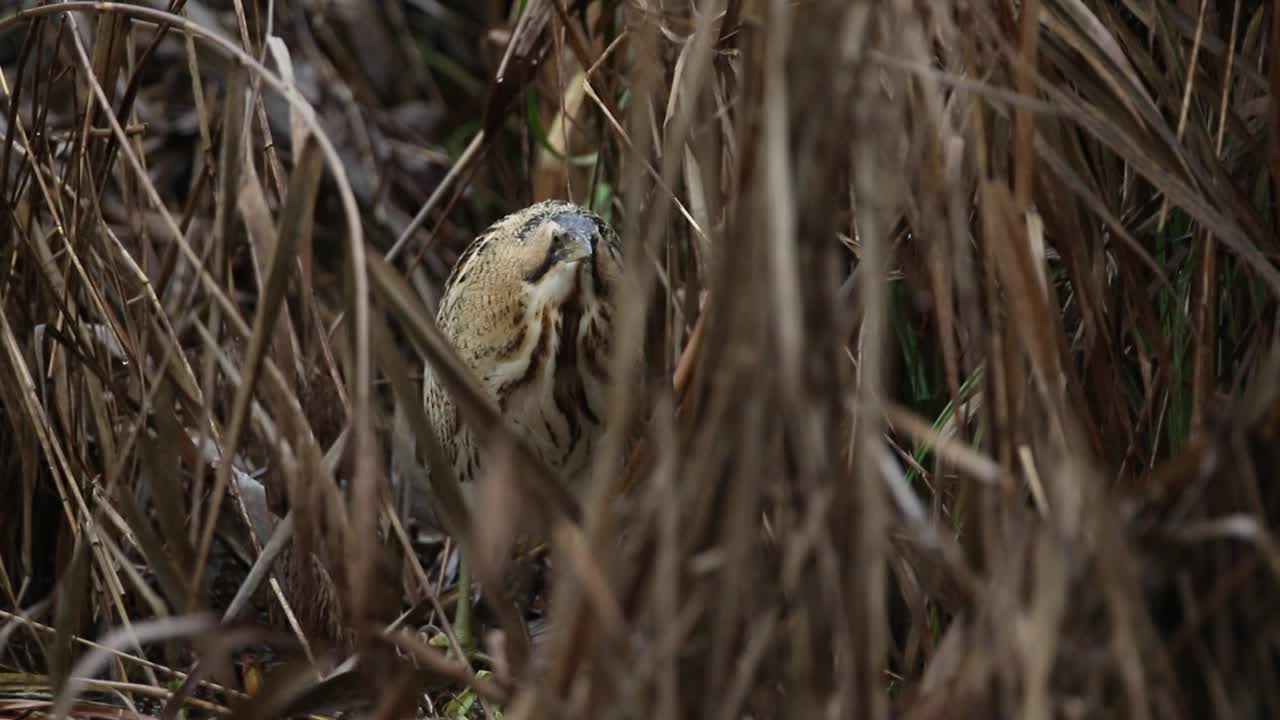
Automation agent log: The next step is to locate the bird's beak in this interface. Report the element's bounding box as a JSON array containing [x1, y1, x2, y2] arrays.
[[553, 230, 594, 264]]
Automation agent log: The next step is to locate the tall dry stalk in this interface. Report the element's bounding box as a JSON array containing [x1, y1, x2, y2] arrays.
[[0, 1, 1278, 719]]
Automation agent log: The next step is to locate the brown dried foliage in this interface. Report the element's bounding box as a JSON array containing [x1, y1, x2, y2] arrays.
[[1, 0, 1279, 718]]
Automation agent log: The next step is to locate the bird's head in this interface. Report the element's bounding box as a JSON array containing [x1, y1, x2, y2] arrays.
[[436, 200, 621, 346], [441, 201, 618, 311], [522, 206, 606, 305]]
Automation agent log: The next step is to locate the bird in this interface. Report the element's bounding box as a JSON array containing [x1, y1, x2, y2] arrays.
[[418, 199, 624, 513], [268, 200, 625, 657], [412, 199, 627, 646]]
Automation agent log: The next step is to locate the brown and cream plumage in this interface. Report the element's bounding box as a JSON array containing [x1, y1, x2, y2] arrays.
[[275, 201, 624, 653], [419, 199, 624, 521]]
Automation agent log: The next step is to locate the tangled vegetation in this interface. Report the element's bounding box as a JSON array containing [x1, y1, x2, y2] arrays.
[[1, 0, 1279, 718]]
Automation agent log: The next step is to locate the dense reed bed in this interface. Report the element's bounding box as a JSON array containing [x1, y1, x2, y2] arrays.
[[1, 1, 1278, 718]]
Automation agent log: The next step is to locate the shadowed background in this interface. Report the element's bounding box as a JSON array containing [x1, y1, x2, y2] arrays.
[[1, 0, 1279, 718]]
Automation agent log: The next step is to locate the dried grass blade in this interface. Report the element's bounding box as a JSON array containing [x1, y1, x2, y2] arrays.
[[50, 614, 217, 720]]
